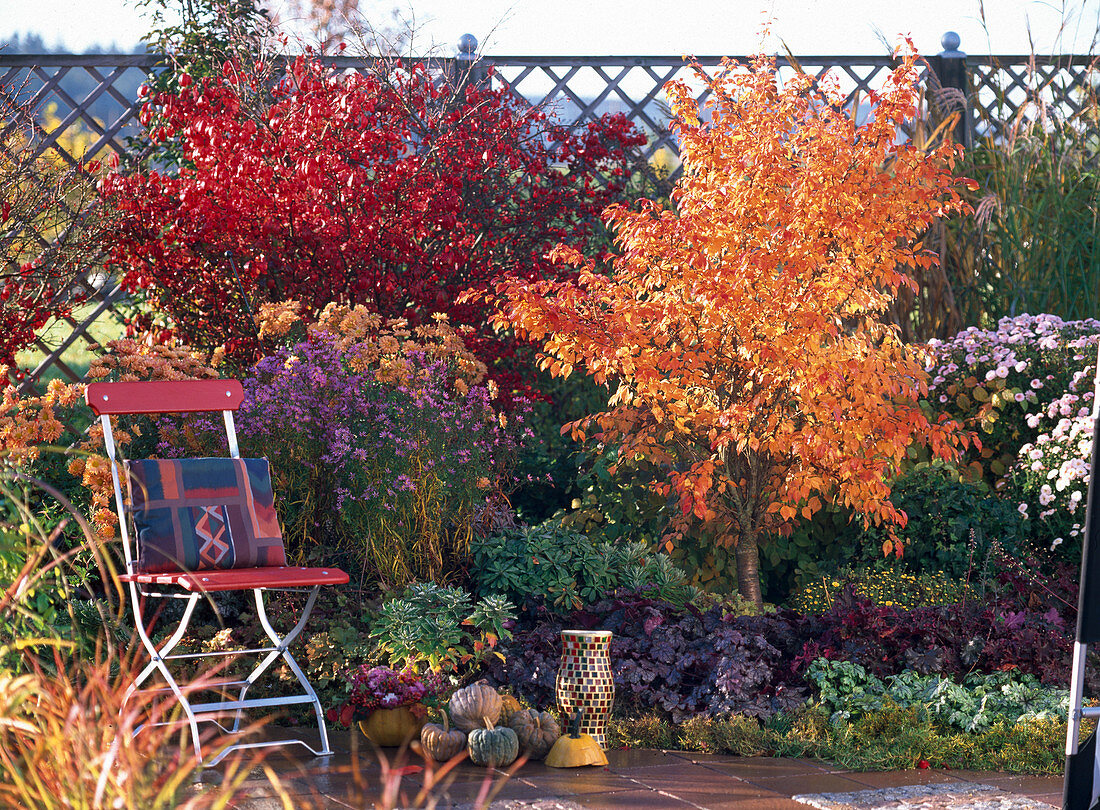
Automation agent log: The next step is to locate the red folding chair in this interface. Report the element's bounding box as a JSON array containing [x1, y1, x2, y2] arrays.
[[86, 378, 349, 765]]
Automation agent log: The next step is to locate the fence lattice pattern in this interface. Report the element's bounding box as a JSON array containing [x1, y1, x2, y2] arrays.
[[2, 49, 1096, 390], [969, 54, 1098, 139], [483, 54, 908, 168]]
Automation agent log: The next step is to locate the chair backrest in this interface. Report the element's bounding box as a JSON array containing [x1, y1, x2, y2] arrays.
[[85, 380, 247, 573], [85, 379, 244, 415]]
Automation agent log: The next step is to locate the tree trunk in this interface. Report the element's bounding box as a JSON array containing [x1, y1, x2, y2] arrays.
[[734, 524, 763, 608]]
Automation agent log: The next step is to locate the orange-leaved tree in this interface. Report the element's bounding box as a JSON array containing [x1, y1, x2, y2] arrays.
[[488, 45, 977, 606]]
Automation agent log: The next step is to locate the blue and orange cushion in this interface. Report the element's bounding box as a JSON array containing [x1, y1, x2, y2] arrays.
[[125, 457, 287, 574]]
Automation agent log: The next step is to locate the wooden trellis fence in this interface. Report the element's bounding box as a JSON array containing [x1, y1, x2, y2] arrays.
[[2, 33, 1096, 391]]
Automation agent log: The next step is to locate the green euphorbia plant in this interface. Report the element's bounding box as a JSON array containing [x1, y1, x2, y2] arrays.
[[368, 583, 515, 675]]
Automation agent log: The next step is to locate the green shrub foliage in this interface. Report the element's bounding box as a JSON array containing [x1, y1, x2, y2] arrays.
[[855, 461, 1026, 577], [469, 522, 697, 611]]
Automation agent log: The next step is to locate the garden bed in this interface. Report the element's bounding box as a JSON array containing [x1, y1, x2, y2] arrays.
[[3, 17, 1099, 804]]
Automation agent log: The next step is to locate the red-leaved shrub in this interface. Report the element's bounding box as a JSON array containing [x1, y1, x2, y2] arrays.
[[99, 56, 648, 396]]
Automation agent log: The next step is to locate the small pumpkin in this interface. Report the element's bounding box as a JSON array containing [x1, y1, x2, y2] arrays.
[[498, 693, 522, 724], [467, 717, 519, 767], [448, 680, 502, 733], [420, 712, 466, 762], [508, 709, 560, 760], [544, 712, 607, 768]]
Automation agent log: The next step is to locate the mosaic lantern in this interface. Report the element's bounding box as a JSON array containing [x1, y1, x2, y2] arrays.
[[555, 630, 614, 749]]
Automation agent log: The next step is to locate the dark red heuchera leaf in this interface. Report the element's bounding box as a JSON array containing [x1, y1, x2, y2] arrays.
[[98, 56, 647, 398]]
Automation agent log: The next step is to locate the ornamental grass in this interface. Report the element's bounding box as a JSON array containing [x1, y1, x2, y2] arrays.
[[0, 469, 287, 809], [0, 651, 278, 809]]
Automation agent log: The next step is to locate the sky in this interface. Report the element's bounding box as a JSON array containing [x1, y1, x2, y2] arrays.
[[1, 0, 1098, 56]]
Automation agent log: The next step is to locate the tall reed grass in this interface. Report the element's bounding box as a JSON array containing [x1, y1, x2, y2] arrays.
[[865, 2, 1100, 340], [0, 651, 273, 809], [941, 3, 1099, 333], [951, 93, 1099, 325]]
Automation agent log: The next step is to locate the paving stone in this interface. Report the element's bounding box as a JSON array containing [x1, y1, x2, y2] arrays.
[[788, 781, 1057, 809], [699, 801, 807, 810], [203, 744, 1066, 808], [615, 761, 737, 780], [699, 758, 838, 779], [844, 772, 957, 789], [511, 769, 640, 796], [560, 787, 700, 807], [604, 748, 689, 769], [945, 772, 1062, 793], [749, 774, 883, 796], [970, 776, 1063, 797], [646, 782, 791, 809]]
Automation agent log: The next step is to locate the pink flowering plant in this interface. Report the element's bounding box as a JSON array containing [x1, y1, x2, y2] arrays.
[[925, 314, 1100, 560], [924, 314, 1100, 483], [326, 665, 445, 728], [1007, 409, 1094, 557]]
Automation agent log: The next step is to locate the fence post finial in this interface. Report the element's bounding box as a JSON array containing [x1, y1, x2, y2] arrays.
[[455, 33, 488, 89], [937, 31, 971, 148], [457, 33, 478, 59]]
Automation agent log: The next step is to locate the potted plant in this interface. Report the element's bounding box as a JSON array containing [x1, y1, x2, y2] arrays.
[[327, 665, 443, 747]]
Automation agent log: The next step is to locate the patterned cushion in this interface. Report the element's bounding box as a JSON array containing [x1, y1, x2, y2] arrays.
[[125, 457, 287, 574]]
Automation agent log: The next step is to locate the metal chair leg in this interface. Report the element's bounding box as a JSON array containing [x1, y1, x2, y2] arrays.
[[198, 586, 333, 766], [124, 584, 204, 761]]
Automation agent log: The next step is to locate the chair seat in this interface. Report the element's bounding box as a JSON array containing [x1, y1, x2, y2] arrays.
[[120, 566, 350, 592]]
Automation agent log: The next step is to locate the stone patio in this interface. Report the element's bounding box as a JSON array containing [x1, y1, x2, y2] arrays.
[[200, 729, 1065, 809]]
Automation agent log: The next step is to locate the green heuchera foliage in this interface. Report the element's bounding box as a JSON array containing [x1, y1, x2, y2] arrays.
[[806, 658, 1069, 733], [368, 583, 515, 674], [469, 522, 697, 611]]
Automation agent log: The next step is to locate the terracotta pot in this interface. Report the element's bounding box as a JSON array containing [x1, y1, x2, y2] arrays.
[[358, 706, 425, 747]]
